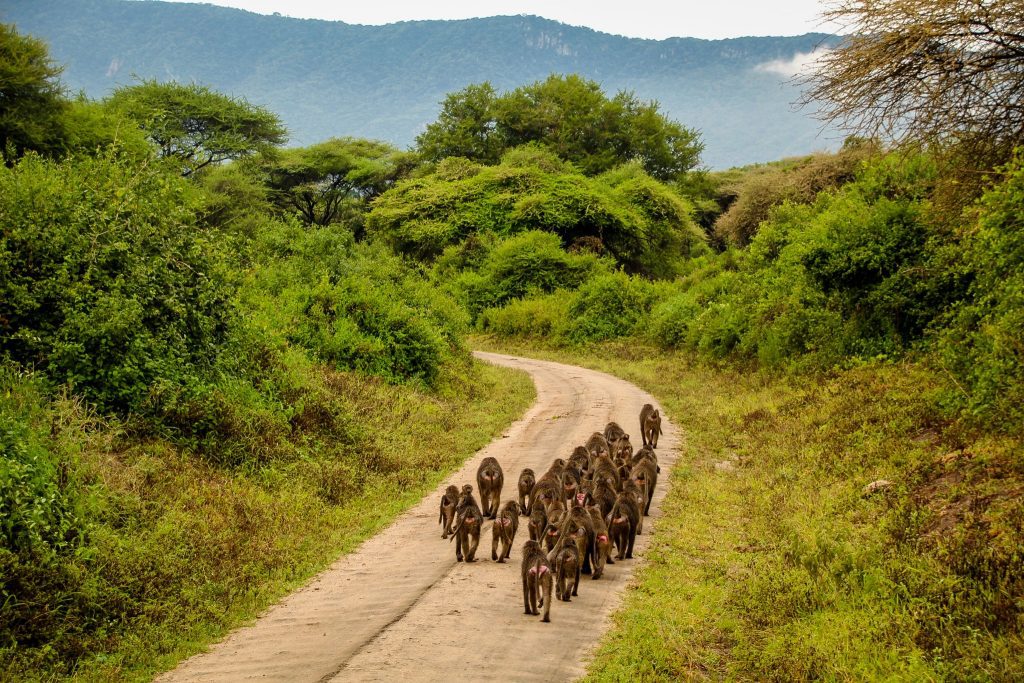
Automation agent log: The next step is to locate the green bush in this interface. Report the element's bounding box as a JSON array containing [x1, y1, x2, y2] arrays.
[[938, 151, 1024, 431], [367, 146, 705, 276], [477, 291, 573, 339], [453, 230, 605, 318], [0, 150, 235, 415], [562, 272, 660, 343]]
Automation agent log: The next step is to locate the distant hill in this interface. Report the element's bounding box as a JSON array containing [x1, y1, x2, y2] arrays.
[[1, 0, 843, 168]]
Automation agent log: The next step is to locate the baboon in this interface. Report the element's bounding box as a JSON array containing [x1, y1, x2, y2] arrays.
[[561, 467, 581, 504], [551, 541, 581, 601], [517, 468, 536, 515], [604, 421, 626, 444], [528, 506, 548, 542], [632, 445, 661, 474], [592, 454, 621, 492], [543, 496, 566, 525], [449, 484, 483, 562], [586, 505, 614, 578], [639, 404, 663, 448], [611, 435, 634, 464], [582, 478, 617, 518], [608, 491, 641, 560], [492, 500, 520, 562], [543, 519, 563, 552], [438, 484, 459, 539], [568, 446, 591, 476], [559, 505, 596, 575], [585, 432, 610, 459], [521, 539, 553, 622], [476, 456, 504, 519], [631, 458, 658, 515], [622, 478, 646, 534], [530, 477, 560, 514]]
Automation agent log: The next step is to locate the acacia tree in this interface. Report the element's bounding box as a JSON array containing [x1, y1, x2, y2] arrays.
[[805, 0, 1024, 163], [107, 80, 286, 175], [265, 137, 415, 228]]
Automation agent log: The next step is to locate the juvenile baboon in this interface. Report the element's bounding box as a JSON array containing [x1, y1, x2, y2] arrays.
[[551, 541, 581, 602], [631, 457, 659, 515], [521, 539, 553, 622], [543, 496, 566, 525], [585, 432, 610, 459], [492, 500, 520, 562], [517, 468, 536, 515], [639, 404, 663, 448], [438, 484, 459, 539], [586, 505, 614, 578], [528, 506, 548, 542], [604, 421, 626, 444], [542, 519, 563, 552], [476, 456, 504, 519], [530, 477, 560, 514], [449, 484, 483, 562], [583, 478, 617, 518], [608, 491, 641, 560]]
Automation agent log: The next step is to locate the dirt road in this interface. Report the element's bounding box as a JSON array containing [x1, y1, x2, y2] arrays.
[[158, 352, 677, 682]]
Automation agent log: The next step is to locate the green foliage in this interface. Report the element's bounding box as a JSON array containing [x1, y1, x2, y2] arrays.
[[241, 220, 468, 388], [417, 75, 703, 180], [562, 272, 660, 343], [938, 151, 1024, 431], [713, 138, 881, 246], [477, 291, 573, 339], [106, 80, 286, 176], [647, 153, 960, 364], [367, 146, 707, 276], [0, 23, 66, 160], [450, 230, 605, 318], [0, 150, 235, 415], [263, 137, 415, 229]]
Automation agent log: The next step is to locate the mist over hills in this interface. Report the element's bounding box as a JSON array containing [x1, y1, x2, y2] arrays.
[[1, 0, 842, 168]]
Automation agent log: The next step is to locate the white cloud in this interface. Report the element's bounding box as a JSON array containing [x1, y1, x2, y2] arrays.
[[755, 47, 831, 78]]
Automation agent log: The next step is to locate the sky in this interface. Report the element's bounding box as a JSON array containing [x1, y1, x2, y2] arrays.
[[154, 0, 837, 40]]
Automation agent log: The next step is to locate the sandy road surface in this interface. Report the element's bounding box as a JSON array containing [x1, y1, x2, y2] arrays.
[[158, 352, 678, 683]]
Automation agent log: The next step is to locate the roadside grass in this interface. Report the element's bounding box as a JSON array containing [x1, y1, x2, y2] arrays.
[[1, 359, 533, 682], [473, 336, 1024, 682]]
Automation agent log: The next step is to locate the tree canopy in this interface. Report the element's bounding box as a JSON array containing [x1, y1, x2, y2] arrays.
[[0, 23, 66, 160], [805, 0, 1024, 165], [263, 137, 414, 227], [107, 80, 287, 175], [416, 75, 703, 181]]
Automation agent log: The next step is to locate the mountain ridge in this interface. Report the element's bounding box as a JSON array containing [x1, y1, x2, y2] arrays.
[[1, 0, 842, 167]]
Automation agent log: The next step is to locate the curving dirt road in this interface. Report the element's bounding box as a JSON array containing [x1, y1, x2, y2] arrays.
[[158, 352, 678, 682]]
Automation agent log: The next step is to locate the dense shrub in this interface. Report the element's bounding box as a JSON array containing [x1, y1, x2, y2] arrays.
[[241, 220, 469, 387], [367, 146, 706, 276], [713, 139, 880, 246], [938, 151, 1024, 431], [451, 230, 605, 318], [562, 272, 660, 343], [0, 150, 235, 415]]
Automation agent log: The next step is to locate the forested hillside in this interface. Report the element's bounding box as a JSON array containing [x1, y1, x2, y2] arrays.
[[0, 0, 838, 168]]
